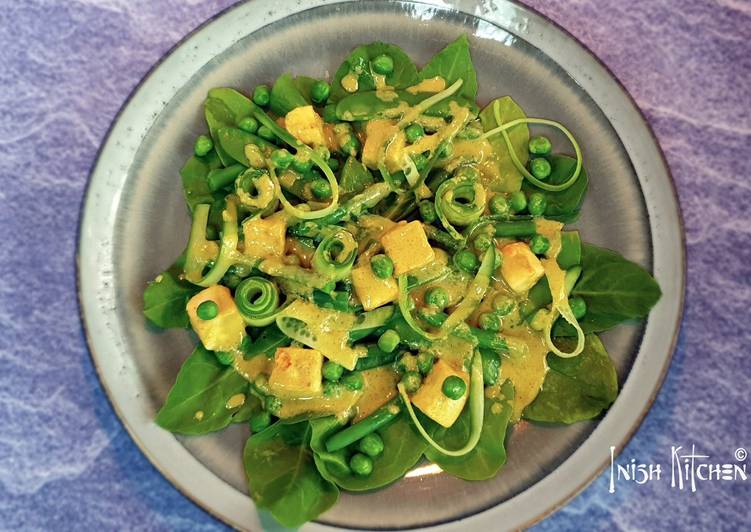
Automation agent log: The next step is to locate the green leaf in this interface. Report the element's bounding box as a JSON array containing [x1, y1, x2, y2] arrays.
[[180, 152, 222, 212], [330, 42, 419, 102], [523, 334, 618, 423], [143, 261, 199, 329], [293, 75, 317, 104], [215, 127, 275, 167], [309, 413, 427, 491], [424, 380, 514, 480], [522, 155, 589, 223], [419, 34, 477, 103], [156, 346, 260, 434], [244, 324, 290, 359], [554, 244, 662, 336], [339, 155, 374, 196], [269, 73, 309, 116], [479, 96, 529, 192], [244, 422, 339, 528], [204, 88, 254, 166]]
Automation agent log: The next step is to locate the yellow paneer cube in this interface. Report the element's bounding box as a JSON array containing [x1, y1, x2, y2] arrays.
[[351, 263, 399, 311], [500, 241, 545, 294], [284, 105, 326, 147], [380, 221, 435, 275], [410, 359, 469, 428], [269, 347, 323, 398], [186, 286, 246, 352], [243, 213, 286, 260]]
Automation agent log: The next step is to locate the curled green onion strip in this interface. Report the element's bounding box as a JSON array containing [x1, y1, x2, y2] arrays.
[[397, 275, 444, 341], [481, 108, 582, 192], [440, 246, 495, 334], [235, 168, 276, 212], [434, 174, 487, 241], [195, 196, 241, 287], [234, 276, 282, 326], [398, 352, 484, 457], [312, 228, 358, 281]]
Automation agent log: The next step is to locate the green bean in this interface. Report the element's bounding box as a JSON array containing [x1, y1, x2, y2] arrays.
[[423, 224, 463, 253], [493, 220, 537, 238], [354, 346, 399, 371], [325, 401, 400, 452], [207, 164, 244, 191]]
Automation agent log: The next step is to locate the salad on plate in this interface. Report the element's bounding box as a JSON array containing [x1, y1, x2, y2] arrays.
[[143, 35, 661, 527]]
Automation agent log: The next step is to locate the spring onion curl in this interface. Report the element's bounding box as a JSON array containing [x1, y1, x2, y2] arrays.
[[312, 228, 358, 281], [397, 275, 444, 341], [481, 103, 582, 192], [541, 259, 585, 358], [399, 352, 484, 457], [183, 204, 219, 283], [440, 246, 495, 333], [194, 196, 241, 287], [434, 174, 487, 241], [249, 102, 339, 219], [234, 276, 282, 326], [235, 168, 276, 212]]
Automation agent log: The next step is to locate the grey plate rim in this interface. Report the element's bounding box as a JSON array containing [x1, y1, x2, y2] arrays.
[[76, 0, 686, 530]]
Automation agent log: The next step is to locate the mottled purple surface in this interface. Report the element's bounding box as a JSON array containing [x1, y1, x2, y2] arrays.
[[0, 0, 749, 530]]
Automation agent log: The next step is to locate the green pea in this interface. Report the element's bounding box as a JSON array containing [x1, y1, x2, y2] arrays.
[[371, 54, 394, 75], [341, 136, 360, 157], [194, 135, 213, 157], [481, 350, 501, 386], [257, 125, 275, 142], [479, 312, 502, 332], [311, 178, 332, 200], [196, 300, 218, 320], [377, 329, 400, 353], [222, 272, 242, 289], [508, 191, 527, 213], [323, 381, 343, 397], [454, 249, 479, 274], [489, 195, 510, 217], [530, 157, 552, 180], [322, 361, 344, 382], [342, 372, 364, 391], [370, 254, 394, 279], [527, 192, 547, 217], [405, 123, 425, 144], [416, 352, 434, 375], [249, 411, 271, 433], [569, 296, 587, 319], [439, 142, 454, 159], [323, 104, 338, 123], [358, 433, 384, 457], [442, 375, 466, 399], [401, 371, 422, 393], [264, 396, 282, 415], [419, 201, 437, 223], [311, 80, 331, 104], [424, 287, 449, 309], [528, 135, 552, 156], [474, 234, 493, 253], [492, 294, 515, 316], [418, 306, 446, 327], [271, 148, 293, 170], [396, 353, 418, 373], [291, 154, 313, 173], [237, 116, 258, 134], [327, 158, 340, 171], [350, 453, 374, 476], [214, 350, 235, 365], [253, 84, 270, 106], [529, 234, 550, 255]]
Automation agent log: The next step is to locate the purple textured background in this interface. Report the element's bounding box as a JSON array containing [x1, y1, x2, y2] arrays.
[[1, 0, 749, 530]]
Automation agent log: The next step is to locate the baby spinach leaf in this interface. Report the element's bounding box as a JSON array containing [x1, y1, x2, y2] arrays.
[[269, 73, 309, 116], [180, 151, 222, 212], [293, 75, 317, 104], [419, 34, 477, 103], [523, 334, 618, 423], [522, 155, 589, 223], [310, 413, 427, 491], [245, 324, 290, 359], [244, 421, 339, 528], [143, 261, 198, 329], [479, 96, 529, 192], [204, 88, 253, 166], [424, 380, 514, 480], [215, 127, 275, 167], [156, 346, 260, 434], [335, 90, 462, 122], [330, 42, 419, 102], [339, 155, 374, 196], [553, 244, 662, 336]]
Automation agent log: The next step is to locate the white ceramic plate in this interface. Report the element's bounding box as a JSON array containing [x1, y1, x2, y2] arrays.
[[78, 1, 684, 530]]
